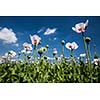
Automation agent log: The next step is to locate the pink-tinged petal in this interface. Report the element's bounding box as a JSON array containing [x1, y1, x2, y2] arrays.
[[72, 27, 76, 31], [72, 42, 78, 50], [30, 35, 33, 44], [85, 20, 89, 27], [72, 27, 81, 33], [84, 20, 89, 30]]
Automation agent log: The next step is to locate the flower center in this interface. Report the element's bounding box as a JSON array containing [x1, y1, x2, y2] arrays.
[[34, 39, 37, 45], [69, 45, 72, 49], [78, 28, 83, 32]]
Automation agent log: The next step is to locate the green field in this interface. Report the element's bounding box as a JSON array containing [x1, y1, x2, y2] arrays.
[[0, 59, 100, 83]]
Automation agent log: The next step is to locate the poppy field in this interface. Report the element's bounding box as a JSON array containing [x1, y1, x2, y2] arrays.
[[0, 19, 100, 83]]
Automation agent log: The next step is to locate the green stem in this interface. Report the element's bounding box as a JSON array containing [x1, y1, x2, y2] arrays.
[[18, 55, 20, 61], [87, 43, 93, 83], [62, 44, 64, 58], [39, 53, 42, 59], [46, 49, 48, 57], [24, 53, 27, 63], [82, 33, 89, 63], [34, 45, 37, 62], [87, 43, 92, 64], [94, 45, 98, 58], [70, 49, 73, 57]]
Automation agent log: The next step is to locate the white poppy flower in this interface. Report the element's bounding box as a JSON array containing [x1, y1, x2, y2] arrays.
[[72, 20, 89, 33], [30, 34, 41, 46], [23, 42, 32, 51], [94, 58, 99, 65], [65, 42, 78, 50], [80, 53, 86, 57]]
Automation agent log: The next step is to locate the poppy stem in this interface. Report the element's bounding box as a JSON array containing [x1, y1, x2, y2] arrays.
[[23, 53, 26, 63], [62, 44, 64, 58], [87, 43, 92, 63], [39, 53, 42, 59], [34, 45, 37, 62], [70, 49, 73, 57], [82, 32, 89, 63], [18, 55, 20, 62], [87, 43, 93, 82]]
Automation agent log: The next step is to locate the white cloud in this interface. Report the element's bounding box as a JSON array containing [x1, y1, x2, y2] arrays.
[[14, 43, 19, 47], [0, 27, 17, 44], [44, 28, 57, 35]]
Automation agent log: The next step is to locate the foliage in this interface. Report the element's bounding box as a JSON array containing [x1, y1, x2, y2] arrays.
[[0, 59, 100, 83]]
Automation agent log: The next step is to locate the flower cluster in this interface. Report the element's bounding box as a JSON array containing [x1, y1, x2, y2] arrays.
[[5, 50, 16, 58]]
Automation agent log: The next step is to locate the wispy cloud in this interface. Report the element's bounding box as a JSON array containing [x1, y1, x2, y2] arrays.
[[0, 27, 18, 44], [37, 27, 45, 33], [49, 37, 57, 41], [44, 28, 57, 35]]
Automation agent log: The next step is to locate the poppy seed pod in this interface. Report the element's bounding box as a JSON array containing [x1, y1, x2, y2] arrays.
[[46, 45, 49, 49], [38, 49, 43, 55], [27, 55, 31, 59], [43, 56, 48, 60], [18, 52, 21, 56], [53, 52, 56, 56], [94, 44, 96, 48], [94, 55, 98, 59], [53, 48, 57, 56], [38, 47, 47, 55], [61, 40, 65, 45], [85, 37, 91, 44]]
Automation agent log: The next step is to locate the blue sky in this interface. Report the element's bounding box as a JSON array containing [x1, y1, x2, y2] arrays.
[[0, 16, 100, 58]]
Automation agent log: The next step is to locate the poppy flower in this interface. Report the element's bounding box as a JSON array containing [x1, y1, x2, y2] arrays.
[[80, 53, 86, 57], [94, 58, 99, 65], [30, 34, 41, 46], [65, 42, 78, 50], [23, 42, 32, 51], [72, 20, 88, 33]]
